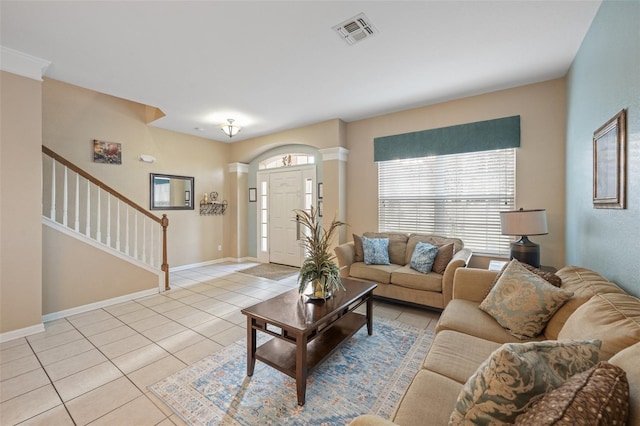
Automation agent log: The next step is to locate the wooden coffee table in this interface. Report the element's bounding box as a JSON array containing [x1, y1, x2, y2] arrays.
[[241, 279, 376, 406]]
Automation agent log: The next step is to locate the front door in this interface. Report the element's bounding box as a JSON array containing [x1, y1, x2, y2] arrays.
[[269, 170, 302, 266]]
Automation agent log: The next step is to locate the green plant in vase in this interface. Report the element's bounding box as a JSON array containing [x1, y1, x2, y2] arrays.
[[295, 206, 347, 299]]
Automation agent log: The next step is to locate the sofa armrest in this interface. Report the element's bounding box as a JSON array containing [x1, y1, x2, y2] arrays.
[[334, 242, 355, 278], [452, 267, 499, 303], [349, 415, 397, 426], [442, 248, 472, 307]]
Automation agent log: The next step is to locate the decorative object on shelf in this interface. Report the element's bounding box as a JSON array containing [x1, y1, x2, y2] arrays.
[[93, 139, 122, 165], [318, 182, 323, 199], [249, 188, 257, 202], [593, 109, 626, 209], [296, 206, 346, 299], [282, 154, 292, 167], [220, 119, 241, 138], [500, 208, 548, 268], [200, 191, 228, 215]]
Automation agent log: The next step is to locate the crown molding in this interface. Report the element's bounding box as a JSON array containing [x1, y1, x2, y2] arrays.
[[319, 147, 350, 162], [228, 162, 249, 174], [0, 46, 50, 81]]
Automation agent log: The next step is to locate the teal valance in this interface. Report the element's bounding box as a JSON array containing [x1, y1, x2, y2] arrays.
[[373, 115, 520, 162]]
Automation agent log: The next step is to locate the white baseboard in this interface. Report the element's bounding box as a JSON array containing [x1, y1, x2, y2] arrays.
[[0, 323, 46, 344], [41, 288, 159, 323], [170, 257, 259, 271]]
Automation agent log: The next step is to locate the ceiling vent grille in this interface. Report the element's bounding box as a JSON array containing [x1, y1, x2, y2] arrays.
[[333, 13, 378, 46]]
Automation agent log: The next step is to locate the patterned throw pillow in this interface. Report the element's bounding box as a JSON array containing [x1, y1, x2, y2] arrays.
[[409, 242, 439, 274], [514, 361, 630, 425], [361, 236, 390, 265], [431, 242, 454, 275], [450, 340, 602, 425], [480, 259, 574, 339], [492, 262, 563, 288]]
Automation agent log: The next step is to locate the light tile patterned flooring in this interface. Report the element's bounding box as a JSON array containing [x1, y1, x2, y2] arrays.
[[0, 262, 441, 425]]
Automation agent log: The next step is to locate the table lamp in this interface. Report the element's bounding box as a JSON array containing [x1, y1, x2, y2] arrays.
[[500, 208, 548, 268]]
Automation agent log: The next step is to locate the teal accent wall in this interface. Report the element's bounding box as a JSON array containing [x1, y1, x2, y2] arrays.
[[373, 115, 520, 162], [565, 0, 640, 296]]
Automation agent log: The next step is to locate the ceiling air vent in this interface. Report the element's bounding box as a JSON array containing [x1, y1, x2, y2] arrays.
[[333, 13, 378, 46]]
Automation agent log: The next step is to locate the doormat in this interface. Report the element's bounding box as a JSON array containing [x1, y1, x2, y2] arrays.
[[149, 316, 434, 425], [238, 263, 299, 281]]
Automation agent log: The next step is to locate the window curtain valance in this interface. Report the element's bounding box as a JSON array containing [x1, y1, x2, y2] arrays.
[[373, 115, 520, 162]]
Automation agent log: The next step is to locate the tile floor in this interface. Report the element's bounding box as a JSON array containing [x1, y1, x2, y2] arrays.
[[0, 262, 441, 425]]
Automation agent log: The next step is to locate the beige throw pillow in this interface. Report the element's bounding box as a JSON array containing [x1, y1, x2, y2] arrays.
[[480, 259, 573, 339], [431, 242, 454, 275]]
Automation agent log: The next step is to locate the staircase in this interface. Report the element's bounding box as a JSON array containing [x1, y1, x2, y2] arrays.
[[41, 146, 169, 292]]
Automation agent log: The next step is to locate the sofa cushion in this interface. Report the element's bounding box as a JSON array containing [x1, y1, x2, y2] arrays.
[[390, 266, 442, 292], [545, 265, 627, 340], [514, 361, 629, 426], [409, 242, 439, 273], [404, 234, 463, 265], [450, 339, 602, 425], [558, 292, 640, 361], [352, 234, 364, 262], [437, 299, 546, 344], [349, 262, 398, 284], [609, 342, 640, 426], [431, 242, 454, 275], [480, 260, 573, 339], [364, 232, 408, 266], [491, 262, 562, 289], [392, 369, 462, 426], [423, 330, 502, 384]]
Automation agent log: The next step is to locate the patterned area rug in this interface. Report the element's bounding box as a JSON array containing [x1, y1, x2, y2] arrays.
[[238, 263, 300, 281], [149, 317, 434, 425]]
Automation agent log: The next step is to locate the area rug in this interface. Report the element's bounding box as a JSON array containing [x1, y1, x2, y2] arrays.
[[149, 317, 434, 425], [238, 263, 299, 281]]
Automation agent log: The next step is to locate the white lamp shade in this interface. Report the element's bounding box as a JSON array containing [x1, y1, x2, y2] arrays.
[[500, 209, 548, 236]]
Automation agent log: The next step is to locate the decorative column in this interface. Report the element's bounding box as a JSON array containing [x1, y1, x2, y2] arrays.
[[319, 147, 349, 244], [227, 162, 249, 260]]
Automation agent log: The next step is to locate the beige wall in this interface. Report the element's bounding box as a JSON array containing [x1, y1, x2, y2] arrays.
[[0, 71, 44, 333], [42, 79, 230, 267], [346, 79, 567, 269], [42, 225, 158, 314]]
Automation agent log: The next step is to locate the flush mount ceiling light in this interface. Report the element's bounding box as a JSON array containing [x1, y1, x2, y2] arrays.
[[220, 119, 241, 138]]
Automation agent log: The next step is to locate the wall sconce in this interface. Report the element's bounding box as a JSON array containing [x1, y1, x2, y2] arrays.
[[139, 154, 156, 163], [500, 208, 548, 268], [220, 119, 241, 138]]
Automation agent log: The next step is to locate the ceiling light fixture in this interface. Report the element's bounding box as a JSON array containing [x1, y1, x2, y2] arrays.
[[220, 119, 241, 138]]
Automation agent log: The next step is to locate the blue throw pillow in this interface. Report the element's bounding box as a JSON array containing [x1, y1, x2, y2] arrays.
[[410, 242, 439, 273], [362, 236, 391, 265]]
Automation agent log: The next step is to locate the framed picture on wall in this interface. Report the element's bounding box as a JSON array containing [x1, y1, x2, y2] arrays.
[[593, 109, 626, 209], [93, 140, 122, 164]]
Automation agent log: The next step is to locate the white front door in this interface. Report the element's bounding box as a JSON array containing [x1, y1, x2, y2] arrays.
[[269, 170, 303, 266]]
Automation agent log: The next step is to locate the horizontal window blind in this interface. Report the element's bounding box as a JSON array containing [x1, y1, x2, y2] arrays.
[[378, 149, 515, 256]]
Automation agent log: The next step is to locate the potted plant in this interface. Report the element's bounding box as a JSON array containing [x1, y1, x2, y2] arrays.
[[295, 206, 346, 299]]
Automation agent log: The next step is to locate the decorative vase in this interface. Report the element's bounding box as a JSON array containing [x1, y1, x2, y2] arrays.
[[312, 278, 332, 300]]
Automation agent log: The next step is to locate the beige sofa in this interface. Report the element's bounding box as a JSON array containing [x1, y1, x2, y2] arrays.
[[350, 265, 640, 425], [334, 233, 472, 310]]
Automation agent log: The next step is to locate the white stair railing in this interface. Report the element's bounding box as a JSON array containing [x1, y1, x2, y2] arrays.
[[42, 146, 170, 290]]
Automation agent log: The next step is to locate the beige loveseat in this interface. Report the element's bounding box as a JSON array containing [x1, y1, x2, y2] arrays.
[[334, 233, 472, 310], [350, 265, 640, 425]]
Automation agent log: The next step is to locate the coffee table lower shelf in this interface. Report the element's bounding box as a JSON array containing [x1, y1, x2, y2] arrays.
[[255, 312, 366, 379]]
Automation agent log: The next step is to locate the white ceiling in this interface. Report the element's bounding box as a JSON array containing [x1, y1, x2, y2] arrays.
[[1, 1, 601, 143]]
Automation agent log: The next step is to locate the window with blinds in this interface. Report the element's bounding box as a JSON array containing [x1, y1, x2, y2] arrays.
[[378, 148, 515, 256]]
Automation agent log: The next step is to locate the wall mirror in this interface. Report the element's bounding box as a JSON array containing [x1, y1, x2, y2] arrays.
[[150, 173, 194, 210]]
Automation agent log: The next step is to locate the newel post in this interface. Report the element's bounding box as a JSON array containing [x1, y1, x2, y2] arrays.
[[161, 214, 170, 291]]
